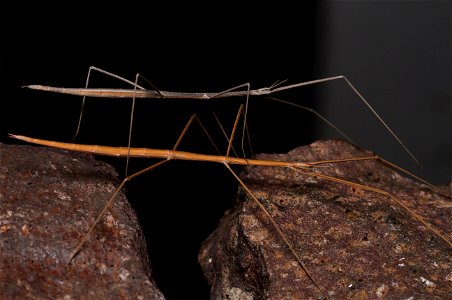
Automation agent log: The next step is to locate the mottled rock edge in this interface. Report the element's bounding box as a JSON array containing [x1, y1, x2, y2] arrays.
[[199, 140, 451, 299], [0, 143, 165, 299]]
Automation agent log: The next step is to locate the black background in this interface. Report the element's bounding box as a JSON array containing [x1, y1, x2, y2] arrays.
[[1, 2, 450, 299]]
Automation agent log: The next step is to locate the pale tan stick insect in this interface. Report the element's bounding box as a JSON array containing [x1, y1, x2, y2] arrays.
[[11, 70, 451, 295], [25, 66, 422, 174]]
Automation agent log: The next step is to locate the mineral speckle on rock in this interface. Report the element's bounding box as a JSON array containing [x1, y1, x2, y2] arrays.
[[0, 143, 165, 299], [199, 139, 451, 299]]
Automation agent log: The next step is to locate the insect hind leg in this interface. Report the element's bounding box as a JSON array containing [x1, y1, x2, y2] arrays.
[[72, 66, 153, 142]]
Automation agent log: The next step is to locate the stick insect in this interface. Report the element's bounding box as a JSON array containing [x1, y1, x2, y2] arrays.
[[10, 69, 451, 296]]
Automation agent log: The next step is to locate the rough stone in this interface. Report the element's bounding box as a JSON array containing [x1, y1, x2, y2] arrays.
[[199, 139, 451, 299], [0, 143, 165, 299]]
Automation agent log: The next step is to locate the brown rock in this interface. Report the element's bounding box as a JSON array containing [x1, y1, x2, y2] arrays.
[[0, 143, 164, 299], [199, 140, 452, 299]]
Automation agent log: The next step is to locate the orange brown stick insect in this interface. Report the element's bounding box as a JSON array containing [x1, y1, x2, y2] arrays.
[[9, 128, 451, 296]]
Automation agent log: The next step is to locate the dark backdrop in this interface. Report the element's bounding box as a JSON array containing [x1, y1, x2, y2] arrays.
[[1, 2, 450, 299], [314, 1, 450, 186]]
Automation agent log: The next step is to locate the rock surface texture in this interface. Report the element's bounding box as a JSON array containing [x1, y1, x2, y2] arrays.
[[199, 140, 452, 299], [0, 143, 164, 299]]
